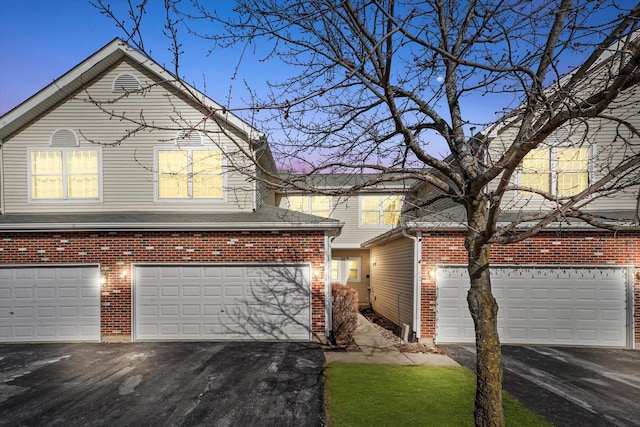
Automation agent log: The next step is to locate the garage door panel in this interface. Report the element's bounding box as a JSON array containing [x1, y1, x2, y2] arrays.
[[436, 266, 627, 347], [134, 264, 311, 341]]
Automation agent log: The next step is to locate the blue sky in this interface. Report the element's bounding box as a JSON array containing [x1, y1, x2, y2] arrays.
[[0, 0, 273, 117]]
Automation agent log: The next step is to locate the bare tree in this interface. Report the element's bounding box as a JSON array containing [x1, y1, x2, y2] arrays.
[[94, 0, 640, 425]]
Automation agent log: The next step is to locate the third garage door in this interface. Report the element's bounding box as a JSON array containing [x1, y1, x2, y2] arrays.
[[436, 266, 629, 347], [134, 264, 311, 341]]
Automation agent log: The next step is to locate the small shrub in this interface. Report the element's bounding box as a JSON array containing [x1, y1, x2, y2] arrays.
[[332, 284, 358, 345]]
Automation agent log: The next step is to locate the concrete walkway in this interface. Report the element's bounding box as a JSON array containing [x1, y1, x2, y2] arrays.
[[323, 314, 459, 366]]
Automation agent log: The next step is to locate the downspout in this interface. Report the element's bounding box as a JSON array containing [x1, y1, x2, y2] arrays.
[[325, 229, 341, 343], [402, 227, 422, 342]]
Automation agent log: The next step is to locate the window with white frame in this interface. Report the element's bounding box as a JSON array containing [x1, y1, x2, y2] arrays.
[[520, 146, 590, 196], [29, 130, 101, 201], [331, 257, 361, 283], [287, 195, 331, 217], [156, 147, 223, 199], [360, 195, 402, 226]]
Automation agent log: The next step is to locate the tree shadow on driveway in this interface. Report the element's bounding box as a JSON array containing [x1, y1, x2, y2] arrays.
[[0, 342, 325, 427]]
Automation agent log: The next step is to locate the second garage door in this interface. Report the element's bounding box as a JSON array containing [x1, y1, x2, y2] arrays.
[[436, 265, 629, 347], [134, 264, 312, 341]]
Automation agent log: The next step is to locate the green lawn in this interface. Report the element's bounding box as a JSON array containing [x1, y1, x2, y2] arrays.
[[324, 364, 552, 427]]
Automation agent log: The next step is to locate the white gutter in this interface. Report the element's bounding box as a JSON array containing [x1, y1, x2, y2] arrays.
[[402, 228, 422, 341]]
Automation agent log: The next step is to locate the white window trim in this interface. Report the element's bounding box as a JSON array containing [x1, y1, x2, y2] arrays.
[[27, 147, 103, 203], [516, 144, 595, 198], [358, 194, 403, 227], [153, 146, 227, 203]]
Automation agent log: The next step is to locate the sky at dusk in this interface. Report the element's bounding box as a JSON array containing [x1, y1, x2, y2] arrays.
[[0, 0, 627, 161], [0, 0, 277, 118]]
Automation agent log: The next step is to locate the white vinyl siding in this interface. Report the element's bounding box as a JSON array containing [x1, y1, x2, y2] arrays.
[[2, 60, 256, 213], [370, 237, 414, 328], [488, 87, 640, 212]]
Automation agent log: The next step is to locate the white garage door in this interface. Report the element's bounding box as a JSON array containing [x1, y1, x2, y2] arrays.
[[134, 264, 312, 341], [436, 266, 629, 347], [0, 266, 101, 342]]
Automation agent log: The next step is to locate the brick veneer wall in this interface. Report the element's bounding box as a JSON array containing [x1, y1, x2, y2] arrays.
[[0, 230, 327, 340], [419, 230, 640, 346]]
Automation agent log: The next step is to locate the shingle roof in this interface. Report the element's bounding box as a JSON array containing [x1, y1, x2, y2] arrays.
[[0, 206, 342, 233]]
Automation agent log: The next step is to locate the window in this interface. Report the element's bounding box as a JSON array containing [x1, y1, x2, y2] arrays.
[[156, 148, 223, 199], [520, 147, 589, 196], [29, 148, 100, 200], [331, 257, 361, 283], [287, 195, 331, 217], [360, 195, 402, 226]]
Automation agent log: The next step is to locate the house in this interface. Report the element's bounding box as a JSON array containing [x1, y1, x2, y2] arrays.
[[2, 37, 638, 349], [363, 53, 640, 349], [275, 173, 416, 308], [0, 38, 342, 343]]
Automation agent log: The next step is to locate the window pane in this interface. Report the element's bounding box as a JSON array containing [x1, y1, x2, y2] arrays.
[[361, 196, 380, 210], [192, 150, 221, 174], [383, 211, 401, 225], [331, 259, 340, 281], [193, 175, 222, 198], [520, 173, 550, 193], [158, 151, 188, 198], [348, 260, 359, 279], [31, 151, 62, 174], [522, 149, 550, 172], [67, 150, 98, 174], [557, 172, 588, 196], [32, 176, 63, 199], [288, 196, 307, 212], [361, 211, 380, 225], [558, 147, 588, 171], [311, 196, 330, 217], [68, 176, 98, 198], [158, 150, 188, 173]]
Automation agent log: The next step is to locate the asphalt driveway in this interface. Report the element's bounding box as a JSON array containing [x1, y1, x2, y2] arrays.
[[0, 342, 325, 427], [443, 344, 640, 426]]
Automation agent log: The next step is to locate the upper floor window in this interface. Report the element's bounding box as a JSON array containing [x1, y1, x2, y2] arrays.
[[520, 147, 589, 196], [156, 147, 223, 200], [287, 195, 331, 217], [360, 195, 402, 226], [29, 148, 101, 201]]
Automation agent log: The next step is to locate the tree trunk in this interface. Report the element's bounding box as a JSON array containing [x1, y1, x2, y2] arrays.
[[466, 216, 504, 426]]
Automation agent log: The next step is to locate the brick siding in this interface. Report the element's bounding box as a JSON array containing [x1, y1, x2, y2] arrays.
[[1, 230, 327, 340], [419, 230, 640, 346]]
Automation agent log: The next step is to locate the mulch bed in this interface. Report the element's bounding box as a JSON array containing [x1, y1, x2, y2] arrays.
[[359, 308, 443, 354]]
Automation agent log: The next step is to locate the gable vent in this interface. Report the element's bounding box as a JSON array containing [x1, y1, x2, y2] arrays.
[[50, 129, 79, 147], [176, 130, 203, 145], [113, 73, 141, 93]]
